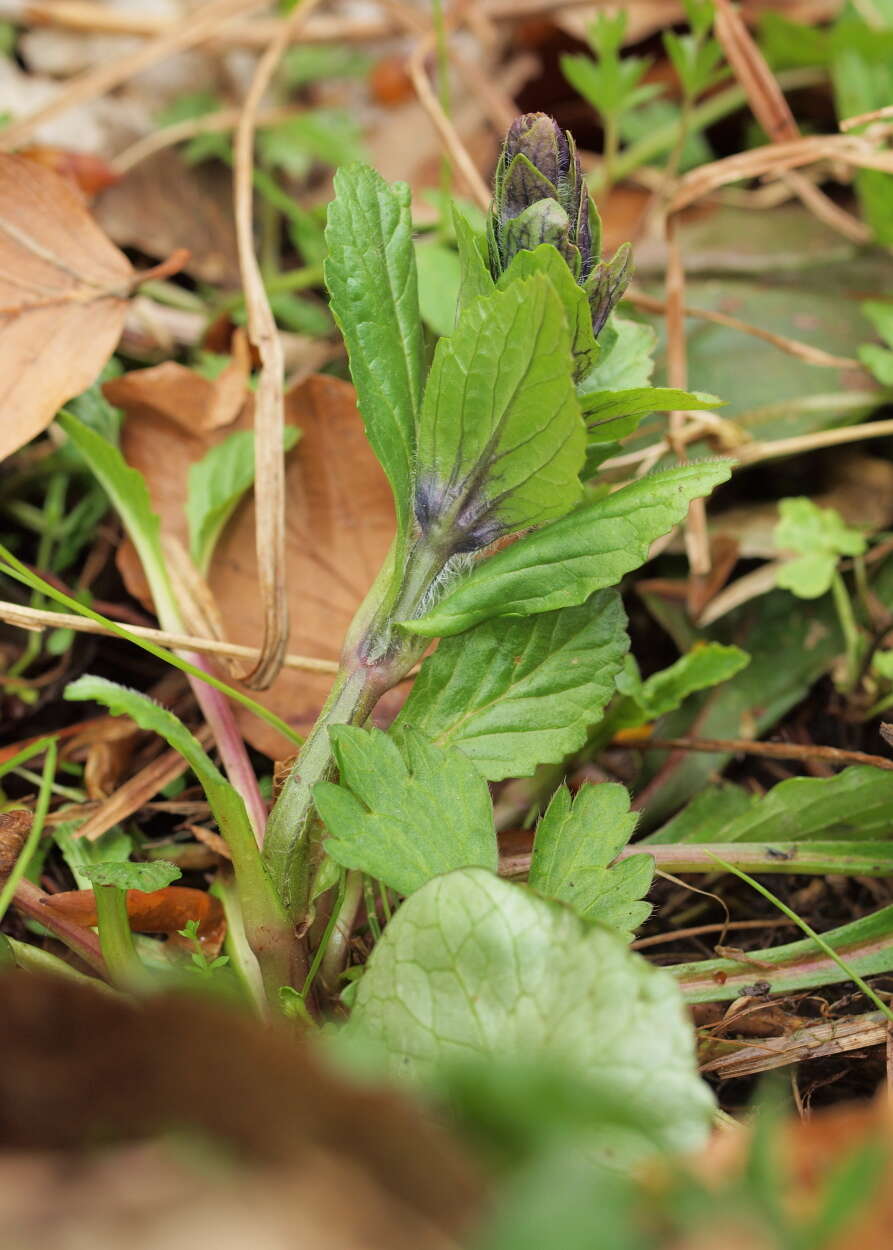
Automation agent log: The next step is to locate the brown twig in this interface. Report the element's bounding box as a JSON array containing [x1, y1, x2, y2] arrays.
[[625, 289, 861, 370], [232, 1, 325, 689], [406, 34, 491, 211], [112, 105, 307, 176], [623, 735, 893, 772], [669, 133, 893, 213]]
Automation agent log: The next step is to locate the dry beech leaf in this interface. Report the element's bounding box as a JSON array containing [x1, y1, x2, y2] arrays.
[[95, 150, 241, 287], [0, 972, 480, 1250], [104, 328, 251, 434], [117, 373, 396, 755], [0, 153, 132, 462], [40, 885, 227, 955]]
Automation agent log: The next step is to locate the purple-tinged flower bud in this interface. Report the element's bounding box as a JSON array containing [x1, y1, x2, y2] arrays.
[[488, 113, 631, 339]]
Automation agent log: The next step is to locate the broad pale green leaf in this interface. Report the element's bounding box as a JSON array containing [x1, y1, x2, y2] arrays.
[[578, 316, 655, 393], [582, 386, 722, 444], [404, 460, 732, 636], [649, 765, 893, 846], [416, 275, 585, 543], [57, 411, 179, 624], [55, 821, 131, 891], [342, 868, 714, 1154], [529, 784, 653, 937], [453, 204, 494, 320], [858, 342, 893, 387], [395, 590, 628, 781], [187, 426, 300, 574], [498, 244, 599, 381], [774, 496, 866, 599], [324, 164, 423, 544], [613, 642, 750, 730], [414, 240, 461, 337], [314, 725, 497, 894], [83, 859, 181, 892]]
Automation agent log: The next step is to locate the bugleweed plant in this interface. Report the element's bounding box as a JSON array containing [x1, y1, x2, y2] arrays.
[[17, 113, 733, 1160]]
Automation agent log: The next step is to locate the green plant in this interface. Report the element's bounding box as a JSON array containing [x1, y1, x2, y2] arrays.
[[3, 114, 731, 1161]]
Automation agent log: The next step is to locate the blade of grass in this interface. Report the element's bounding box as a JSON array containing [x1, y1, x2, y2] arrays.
[[0, 739, 57, 924], [0, 543, 301, 749]]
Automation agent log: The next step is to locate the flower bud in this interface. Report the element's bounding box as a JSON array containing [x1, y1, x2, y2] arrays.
[[488, 113, 631, 339]]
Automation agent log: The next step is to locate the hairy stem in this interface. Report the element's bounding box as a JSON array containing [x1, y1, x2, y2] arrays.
[[264, 537, 446, 919]]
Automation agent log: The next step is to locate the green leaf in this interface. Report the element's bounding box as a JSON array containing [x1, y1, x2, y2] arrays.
[[453, 204, 495, 319], [578, 316, 655, 393], [862, 299, 893, 347], [314, 726, 497, 895], [649, 765, 893, 846], [415, 275, 585, 543], [63, 676, 273, 910], [529, 785, 653, 938], [258, 110, 363, 178], [774, 496, 866, 599], [83, 859, 181, 892], [582, 386, 722, 445], [341, 868, 714, 1155], [55, 821, 131, 891], [56, 411, 179, 625], [395, 590, 629, 781], [404, 460, 732, 636], [324, 164, 423, 547], [187, 426, 300, 574], [497, 244, 599, 381], [414, 241, 461, 337], [858, 343, 893, 387], [614, 642, 750, 729]]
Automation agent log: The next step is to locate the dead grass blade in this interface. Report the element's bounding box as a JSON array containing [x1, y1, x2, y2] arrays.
[[0, 600, 340, 674], [232, 0, 326, 690], [701, 1011, 889, 1078], [75, 724, 215, 842], [406, 33, 492, 211]]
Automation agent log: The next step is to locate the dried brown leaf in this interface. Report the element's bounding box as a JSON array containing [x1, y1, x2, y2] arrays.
[[95, 150, 241, 286], [116, 373, 396, 755], [41, 885, 227, 954], [0, 153, 131, 461]]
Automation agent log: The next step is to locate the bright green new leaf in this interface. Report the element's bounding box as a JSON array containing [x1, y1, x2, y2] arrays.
[[414, 241, 462, 337], [582, 386, 722, 445], [613, 642, 750, 730], [497, 244, 599, 381], [324, 164, 423, 546], [395, 590, 629, 781], [862, 299, 893, 347], [529, 784, 653, 938], [83, 859, 181, 892], [858, 342, 893, 387], [187, 426, 300, 574], [55, 821, 131, 891], [314, 725, 497, 895], [416, 275, 585, 542], [404, 460, 732, 636], [342, 868, 714, 1155], [453, 204, 495, 319], [774, 496, 866, 599], [578, 316, 656, 393], [665, 764, 893, 846]]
